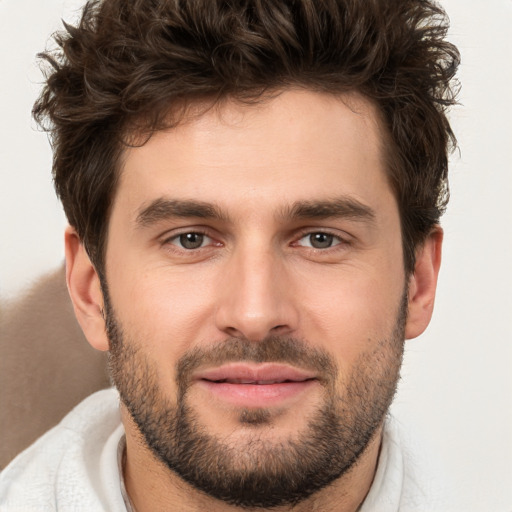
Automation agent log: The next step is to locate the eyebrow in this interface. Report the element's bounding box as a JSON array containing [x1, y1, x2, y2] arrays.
[[135, 195, 376, 228], [283, 197, 376, 223], [136, 198, 229, 227]]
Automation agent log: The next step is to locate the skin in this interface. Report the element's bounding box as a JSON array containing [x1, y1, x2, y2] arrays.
[[65, 89, 442, 512]]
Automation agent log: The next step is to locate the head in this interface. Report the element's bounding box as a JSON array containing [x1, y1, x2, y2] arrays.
[[35, 0, 459, 509], [35, 0, 459, 277]]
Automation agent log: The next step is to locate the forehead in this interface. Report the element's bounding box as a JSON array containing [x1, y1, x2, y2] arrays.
[[114, 89, 392, 222]]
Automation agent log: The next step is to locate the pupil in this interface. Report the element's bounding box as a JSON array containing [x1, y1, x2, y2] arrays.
[[180, 233, 203, 249], [310, 233, 333, 249]]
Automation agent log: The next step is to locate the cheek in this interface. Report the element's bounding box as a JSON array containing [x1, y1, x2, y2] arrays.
[[107, 260, 220, 356], [297, 264, 405, 366]]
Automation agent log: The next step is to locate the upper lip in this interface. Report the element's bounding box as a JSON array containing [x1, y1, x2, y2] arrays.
[[193, 363, 317, 384]]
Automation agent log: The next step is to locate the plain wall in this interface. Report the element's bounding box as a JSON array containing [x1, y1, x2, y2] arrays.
[[1, 0, 511, 509]]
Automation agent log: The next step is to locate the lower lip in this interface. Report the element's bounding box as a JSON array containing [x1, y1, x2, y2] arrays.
[[197, 380, 317, 408]]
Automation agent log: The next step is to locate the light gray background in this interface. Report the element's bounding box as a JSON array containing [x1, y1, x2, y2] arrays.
[[1, 0, 511, 509]]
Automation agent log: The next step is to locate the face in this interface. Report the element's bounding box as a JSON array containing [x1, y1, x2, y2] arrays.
[[103, 90, 407, 507]]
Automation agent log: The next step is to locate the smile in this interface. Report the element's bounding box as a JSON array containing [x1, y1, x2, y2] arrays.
[[193, 363, 319, 408], [207, 378, 311, 384]]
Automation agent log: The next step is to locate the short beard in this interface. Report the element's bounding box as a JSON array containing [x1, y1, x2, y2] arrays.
[[104, 286, 406, 509]]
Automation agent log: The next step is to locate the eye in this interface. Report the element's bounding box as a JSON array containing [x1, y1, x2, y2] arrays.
[[296, 232, 342, 249], [170, 232, 212, 250]]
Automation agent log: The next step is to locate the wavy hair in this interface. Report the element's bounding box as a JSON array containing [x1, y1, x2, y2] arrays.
[[34, 0, 460, 274]]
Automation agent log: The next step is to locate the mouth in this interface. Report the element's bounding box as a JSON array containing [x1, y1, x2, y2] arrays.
[[193, 363, 319, 408], [207, 378, 312, 384]]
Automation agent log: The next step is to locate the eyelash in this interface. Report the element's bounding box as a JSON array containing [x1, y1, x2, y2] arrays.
[[162, 230, 218, 251], [161, 228, 350, 253], [293, 229, 350, 250]]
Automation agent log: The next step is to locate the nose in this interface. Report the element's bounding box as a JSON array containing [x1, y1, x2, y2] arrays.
[[214, 243, 299, 341]]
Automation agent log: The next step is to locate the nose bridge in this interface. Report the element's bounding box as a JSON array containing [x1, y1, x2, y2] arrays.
[[215, 237, 297, 341]]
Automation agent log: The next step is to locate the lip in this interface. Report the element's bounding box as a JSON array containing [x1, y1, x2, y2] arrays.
[[192, 363, 319, 408]]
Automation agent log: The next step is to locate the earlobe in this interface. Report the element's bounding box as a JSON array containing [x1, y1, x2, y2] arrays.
[[405, 226, 443, 340], [65, 226, 110, 352]]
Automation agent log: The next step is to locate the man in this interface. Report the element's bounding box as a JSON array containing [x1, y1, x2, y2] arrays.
[[0, 0, 460, 510]]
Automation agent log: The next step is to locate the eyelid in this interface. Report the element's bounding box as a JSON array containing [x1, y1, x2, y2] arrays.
[[160, 227, 219, 248], [173, 233, 212, 249], [292, 228, 352, 246], [157, 226, 352, 251]]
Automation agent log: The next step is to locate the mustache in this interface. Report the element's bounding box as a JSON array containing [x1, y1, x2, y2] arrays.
[[175, 335, 338, 387]]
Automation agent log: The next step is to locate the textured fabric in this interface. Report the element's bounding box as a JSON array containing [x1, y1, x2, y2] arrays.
[[0, 388, 443, 511], [0, 389, 125, 512], [117, 436, 135, 512], [360, 415, 446, 512]]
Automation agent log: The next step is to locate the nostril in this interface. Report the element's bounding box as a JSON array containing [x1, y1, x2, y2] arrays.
[[224, 326, 244, 338], [270, 324, 289, 333]]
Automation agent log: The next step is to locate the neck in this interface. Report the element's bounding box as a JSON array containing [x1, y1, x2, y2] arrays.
[[122, 409, 383, 512]]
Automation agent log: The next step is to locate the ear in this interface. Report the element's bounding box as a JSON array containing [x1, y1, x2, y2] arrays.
[[405, 226, 443, 340], [65, 226, 109, 351]]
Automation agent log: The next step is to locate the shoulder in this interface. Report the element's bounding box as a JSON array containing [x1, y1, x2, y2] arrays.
[[361, 415, 454, 512], [0, 389, 126, 512]]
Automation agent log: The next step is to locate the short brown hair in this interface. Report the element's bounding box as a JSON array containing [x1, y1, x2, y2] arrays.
[[34, 0, 460, 274]]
